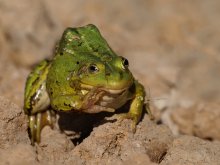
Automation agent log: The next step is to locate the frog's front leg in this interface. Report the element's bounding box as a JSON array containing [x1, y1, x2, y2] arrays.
[[24, 60, 56, 144], [118, 80, 154, 131]]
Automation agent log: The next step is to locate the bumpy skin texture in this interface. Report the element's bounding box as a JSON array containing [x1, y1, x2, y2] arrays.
[[24, 24, 153, 144]]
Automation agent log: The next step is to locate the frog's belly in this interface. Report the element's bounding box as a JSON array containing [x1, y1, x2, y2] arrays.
[[98, 90, 131, 109]]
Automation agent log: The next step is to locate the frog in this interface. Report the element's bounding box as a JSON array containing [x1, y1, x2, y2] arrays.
[[24, 24, 153, 145]]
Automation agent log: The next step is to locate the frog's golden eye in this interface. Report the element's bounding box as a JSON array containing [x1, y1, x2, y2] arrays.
[[121, 57, 129, 69], [88, 64, 99, 73]]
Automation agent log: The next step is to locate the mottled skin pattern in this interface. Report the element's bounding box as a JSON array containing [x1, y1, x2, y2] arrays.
[[24, 24, 153, 145]]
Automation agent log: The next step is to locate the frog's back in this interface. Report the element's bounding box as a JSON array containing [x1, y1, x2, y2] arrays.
[[57, 24, 117, 59]]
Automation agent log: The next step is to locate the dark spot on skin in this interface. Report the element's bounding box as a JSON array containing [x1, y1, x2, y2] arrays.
[[77, 42, 82, 46], [50, 88, 53, 94], [50, 91, 53, 95], [55, 80, 60, 85], [31, 77, 40, 88], [90, 44, 99, 52], [93, 48, 98, 52], [106, 72, 111, 76], [64, 102, 72, 108], [119, 72, 123, 79], [73, 29, 80, 35]]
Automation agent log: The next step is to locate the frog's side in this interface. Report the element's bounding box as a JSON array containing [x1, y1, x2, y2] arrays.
[[24, 24, 153, 144]]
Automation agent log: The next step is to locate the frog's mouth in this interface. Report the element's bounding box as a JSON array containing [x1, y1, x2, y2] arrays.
[[80, 83, 132, 109], [80, 83, 128, 95]]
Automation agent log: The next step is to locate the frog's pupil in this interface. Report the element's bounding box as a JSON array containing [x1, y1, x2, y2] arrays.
[[123, 58, 129, 67], [89, 64, 99, 73]]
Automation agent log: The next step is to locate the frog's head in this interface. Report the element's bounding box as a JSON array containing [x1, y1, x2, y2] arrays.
[[59, 24, 134, 94], [78, 55, 134, 94]]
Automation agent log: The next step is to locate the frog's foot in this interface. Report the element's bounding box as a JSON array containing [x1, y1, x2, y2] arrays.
[[28, 110, 56, 145], [113, 113, 140, 133]]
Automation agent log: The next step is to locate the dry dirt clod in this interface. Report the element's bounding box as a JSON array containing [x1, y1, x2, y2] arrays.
[[0, 96, 30, 149], [160, 135, 220, 165], [70, 115, 174, 164], [0, 143, 38, 165], [171, 103, 220, 141], [36, 126, 75, 165]]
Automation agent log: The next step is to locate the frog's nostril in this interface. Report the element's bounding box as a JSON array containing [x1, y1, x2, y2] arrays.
[[106, 72, 111, 76]]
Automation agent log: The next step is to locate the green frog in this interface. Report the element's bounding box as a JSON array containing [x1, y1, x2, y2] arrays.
[[24, 24, 153, 144]]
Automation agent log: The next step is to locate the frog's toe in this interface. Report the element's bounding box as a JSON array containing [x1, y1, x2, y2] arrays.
[[29, 114, 42, 144], [113, 113, 140, 133], [28, 115, 37, 144]]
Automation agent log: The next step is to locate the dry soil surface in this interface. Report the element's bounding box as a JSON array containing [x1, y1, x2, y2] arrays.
[[1, 0, 220, 164]]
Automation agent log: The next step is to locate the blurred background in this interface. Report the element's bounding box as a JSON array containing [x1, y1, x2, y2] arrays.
[[0, 0, 220, 139]]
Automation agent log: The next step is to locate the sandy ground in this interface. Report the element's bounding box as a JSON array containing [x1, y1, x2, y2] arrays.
[[1, 0, 220, 164]]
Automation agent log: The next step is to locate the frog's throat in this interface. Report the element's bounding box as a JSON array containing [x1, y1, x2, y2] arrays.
[[80, 83, 128, 95]]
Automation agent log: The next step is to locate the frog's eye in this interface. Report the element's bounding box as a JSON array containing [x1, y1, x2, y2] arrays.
[[121, 57, 129, 69], [88, 64, 99, 73]]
